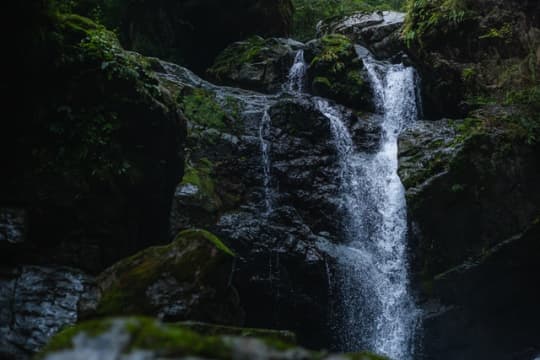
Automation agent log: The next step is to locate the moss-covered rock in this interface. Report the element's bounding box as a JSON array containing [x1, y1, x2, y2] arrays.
[[403, 0, 540, 119], [64, 0, 294, 72], [2, 9, 185, 272], [207, 36, 304, 93], [306, 34, 373, 110], [93, 229, 244, 326], [39, 317, 387, 360]]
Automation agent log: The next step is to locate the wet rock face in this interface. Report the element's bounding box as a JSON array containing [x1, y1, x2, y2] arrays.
[[93, 229, 244, 326], [0, 266, 97, 360], [162, 60, 383, 348], [0, 208, 26, 244], [404, 0, 540, 119], [207, 37, 305, 93], [421, 224, 540, 360], [317, 11, 406, 60], [399, 121, 540, 359]]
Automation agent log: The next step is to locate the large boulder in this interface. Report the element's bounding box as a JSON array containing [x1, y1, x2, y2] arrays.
[[422, 223, 540, 360], [93, 229, 245, 326], [70, 0, 294, 73], [39, 317, 386, 360], [317, 11, 406, 60], [403, 0, 540, 119], [0, 266, 97, 359], [399, 116, 540, 359], [305, 34, 374, 111], [1, 13, 185, 272], [207, 37, 304, 93]]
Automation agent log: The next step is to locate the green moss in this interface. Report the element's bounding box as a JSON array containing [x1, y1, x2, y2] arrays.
[[346, 351, 389, 360], [310, 35, 370, 109], [177, 229, 235, 257], [180, 158, 222, 212], [182, 88, 228, 131], [95, 228, 232, 316], [126, 318, 232, 357], [208, 36, 265, 81], [403, 0, 471, 47], [39, 318, 114, 355], [478, 23, 512, 40]]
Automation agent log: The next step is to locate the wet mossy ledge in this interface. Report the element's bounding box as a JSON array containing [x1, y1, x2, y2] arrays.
[[39, 317, 388, 360], [306, 34, 373, 111], [93, 229, 243, 325]]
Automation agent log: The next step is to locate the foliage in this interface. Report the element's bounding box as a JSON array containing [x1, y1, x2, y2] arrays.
[[292, 0, 405, 41], [403, 0, 470, 47]]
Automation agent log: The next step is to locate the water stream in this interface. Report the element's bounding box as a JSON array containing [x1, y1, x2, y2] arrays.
[[316, 54, 421, 359]]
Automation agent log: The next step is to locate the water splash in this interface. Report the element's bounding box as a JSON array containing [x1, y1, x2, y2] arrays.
[[259, 109, 274, 214], [317, 56, 421, 359], [285, 50, 307, 93]]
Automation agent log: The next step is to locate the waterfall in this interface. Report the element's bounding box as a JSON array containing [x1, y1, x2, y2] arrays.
[[317, 56, 420, 359], [259, 109, 274, 214], [285, 50, 307, 93]]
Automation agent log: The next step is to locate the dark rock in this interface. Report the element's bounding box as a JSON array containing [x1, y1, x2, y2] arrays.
[[93, 229, 244, 326], [160, 63, 385, 348], [305, 35, 374, 111], [404, 0, 540, 119], [420, 223, 540, 360], [1, 14, 186, 273], [0, 208, 26, 244], [73, 0, 294, 73], [317, 11, 406, 60], [0, 266, 97, 360], [399, 119, 540, 359], [207, 37, 305, 93]]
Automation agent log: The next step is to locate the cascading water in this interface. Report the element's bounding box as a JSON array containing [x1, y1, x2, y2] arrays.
[[259, 109, 274, 214], [317, 55, 421, 359], [285, 50, 307, 93]]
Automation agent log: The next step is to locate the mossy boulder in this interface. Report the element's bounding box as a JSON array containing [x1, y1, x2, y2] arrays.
[[94, 229, 244, 326], [39, 317, 387, 360], [65, 0, 294, 72], [403, 0, 540, 119], [2, 10, 185, 272], [306, 34, 373, 110], [207, 36, 304, 93]]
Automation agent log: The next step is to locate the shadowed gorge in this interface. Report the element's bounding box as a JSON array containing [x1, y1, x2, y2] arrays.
[[1, 0, 539, 359]]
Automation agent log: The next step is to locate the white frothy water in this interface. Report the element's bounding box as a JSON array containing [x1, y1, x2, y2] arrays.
[[259, 109, 274, 214], [317, 56, 421, 359], [285, 50, 307, 93]]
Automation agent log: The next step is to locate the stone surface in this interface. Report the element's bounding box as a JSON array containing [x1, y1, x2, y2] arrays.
[[93, 229, 244, 326], [0, 266, 97, 360], [159, 63, 383, 349], [317, 11, 406, 60], [40, 317, 386, 360], [399, 118, 540, 359], [72, 0, 294, 72], [0, 208, 26, 244], [207, 37, 305, 93]]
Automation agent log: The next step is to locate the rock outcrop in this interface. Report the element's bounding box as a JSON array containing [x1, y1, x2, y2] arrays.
[[403, 0, 540, 119], [39, 317, 386, 360], [70, 0, 294, 72], [399, 117, 540, 359], [93, 229, 244, 326], [317, 11, 406, 60], [2, 13, 186, 273], [0, 266, 97, 359], [207, 37, 304, 93]]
